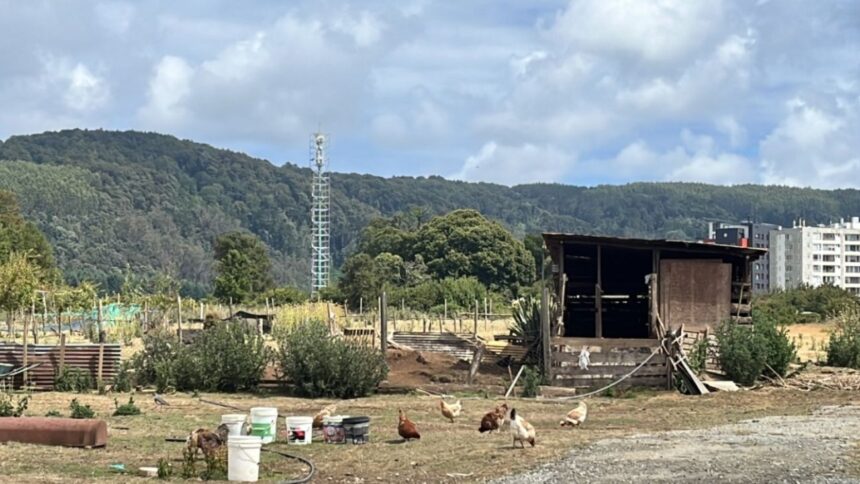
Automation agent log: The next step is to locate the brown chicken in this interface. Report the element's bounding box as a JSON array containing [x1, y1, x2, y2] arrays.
[[187, 424, 229, 459], [560, 401, 588, 427], [439, 399, 462, 423], [478, 403, 508, 433], [397, 408, 421, 441], [313, 404, 337, 429]]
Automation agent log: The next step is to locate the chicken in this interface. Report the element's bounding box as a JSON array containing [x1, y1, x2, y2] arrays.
[[560, 401, 588, 427], [397, 408, 421, 441], [509, 408, 536, 448], [478, 403, 508, 433], [313, 404, 337, 429], [439, 399, 462, 423], [187, 424, 229, 459]]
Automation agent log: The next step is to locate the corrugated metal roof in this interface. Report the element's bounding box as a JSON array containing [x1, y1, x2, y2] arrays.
[[542, 232, 766, 259]]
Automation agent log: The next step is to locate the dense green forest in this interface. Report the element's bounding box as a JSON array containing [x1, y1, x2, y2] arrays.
[[2, 129, 860, 296]]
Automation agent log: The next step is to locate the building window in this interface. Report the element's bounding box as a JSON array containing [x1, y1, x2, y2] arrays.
[[847, 234, 860, 242]]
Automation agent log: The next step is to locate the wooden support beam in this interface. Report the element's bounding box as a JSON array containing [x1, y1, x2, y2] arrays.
[[58, 334, 66, 374], [97, 343, 104, 389], [467, 343, 485, 385], [541, 287, 551, 377], [595, 244, 603, 338], [380, 291, 388, 353]]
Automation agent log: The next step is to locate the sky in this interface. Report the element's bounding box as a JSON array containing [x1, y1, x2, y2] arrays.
[[0, 0, 858, 188]]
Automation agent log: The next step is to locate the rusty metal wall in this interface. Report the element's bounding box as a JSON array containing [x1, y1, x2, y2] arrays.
[[0, 344, 121, 390], [659, 259, 731, 331]]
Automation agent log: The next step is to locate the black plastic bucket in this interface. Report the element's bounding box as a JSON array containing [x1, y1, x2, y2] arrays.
[[342, 416, 371, 444]]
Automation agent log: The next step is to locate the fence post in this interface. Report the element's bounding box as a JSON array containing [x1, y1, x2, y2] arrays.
[[380, 292, 388, 354], [97, 299, 104, 343], [97, 343, 104, 389], [444, 299, 448, 324], [177, 295, 183, 343], [22, 315, 29, 385], [59, 333, 67, 374], [540, 287, 551, 378], [473, 300, 478, 337], [30, 301, 38, 345], [359, 297, 363, 316]]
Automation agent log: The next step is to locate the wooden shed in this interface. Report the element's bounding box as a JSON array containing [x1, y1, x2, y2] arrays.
[[542, 233, 765, 389]]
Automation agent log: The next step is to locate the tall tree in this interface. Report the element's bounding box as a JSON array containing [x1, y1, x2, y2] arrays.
[[0, 252, 43, 336], [213, 231, 273, 303], [0, 191, 56, 276]]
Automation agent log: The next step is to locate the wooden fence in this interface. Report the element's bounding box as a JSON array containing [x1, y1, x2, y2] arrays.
[[0, 343, 121, 391], [550, 338, 668, 389]]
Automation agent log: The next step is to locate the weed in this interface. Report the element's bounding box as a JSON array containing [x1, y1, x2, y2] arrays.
[[157, 457, 172, 480], [0, 393, 29, 417], [54, 367, 94, 393], [45, 409, 62, 417], [112, 396, 141, 416], [520, 365, 541, 398], [69, 398, 95, 419]]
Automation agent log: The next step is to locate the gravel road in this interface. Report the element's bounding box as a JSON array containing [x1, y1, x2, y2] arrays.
[[493, 405, 860, 484]]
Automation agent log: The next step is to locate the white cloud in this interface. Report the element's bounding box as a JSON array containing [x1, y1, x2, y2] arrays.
[[40, 58, 110, 112], [453, 142, 574, 185], [332, 10, 384, 47], [95, 1, 135, 36], [760, 97, 860, 188], [139, 56, 193, 126]]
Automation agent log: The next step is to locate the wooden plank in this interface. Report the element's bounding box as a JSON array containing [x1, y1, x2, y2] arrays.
[[540, 287, 551, 377], [551, 375, 668, 388], [59, 334, 66, 373], [551, 337, 660, 349], [552, 351, 661, 364], [595, 244, 602, 338], [380, 291, 388, 353], [551, 365, 669, 378]]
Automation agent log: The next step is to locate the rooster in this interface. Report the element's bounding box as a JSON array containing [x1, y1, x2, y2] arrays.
[[509, 408, 536, 448], [560, 401, 588, 427], [397, 408, 421, 441], [313, 404, 337, 429], [478, 403, 508, 433], [439, 399, 462, 423]]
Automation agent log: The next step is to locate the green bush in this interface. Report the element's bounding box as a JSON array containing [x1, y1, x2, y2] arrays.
[[54, 367, 94, 393], [132, 324, 270, 392], [113, 396, 141, 416], [69, 398, 95, 419], [112, 360, 134, 393], [276, 320, 388, 398], [520, 366, 541, 398], [688, 338, 710, 375], [716, 322, 767, 386], [827, 307, 860, 368], [753, 284, 859, 324], [0, 393, 29, 417], [45, 409, 61, 417], [757, 319, 797, 377]]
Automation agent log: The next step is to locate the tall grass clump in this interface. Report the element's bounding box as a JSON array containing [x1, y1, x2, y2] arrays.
[[276, 320, 388, 398]]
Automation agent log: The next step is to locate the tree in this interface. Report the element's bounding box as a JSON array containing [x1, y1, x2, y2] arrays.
[[213, 232, 273, 303], [0, 252, 43, 336], [523, 234, 549, 281], [0, 191, 56, 276], [412, 209, 535, 293]]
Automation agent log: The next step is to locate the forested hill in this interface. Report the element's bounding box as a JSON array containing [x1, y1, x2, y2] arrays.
[[2, 129, 859, 295]]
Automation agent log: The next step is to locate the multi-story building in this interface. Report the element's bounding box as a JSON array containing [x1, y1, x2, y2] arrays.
[[769, 218, 860, 296], [708, 221, 781, 294]]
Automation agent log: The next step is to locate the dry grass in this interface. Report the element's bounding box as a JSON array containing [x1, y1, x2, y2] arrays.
[[787, 322, 832, 363], [0, 388, 855, 483]]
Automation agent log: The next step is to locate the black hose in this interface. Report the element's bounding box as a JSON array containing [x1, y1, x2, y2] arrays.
[[163, 438, 316, 483]]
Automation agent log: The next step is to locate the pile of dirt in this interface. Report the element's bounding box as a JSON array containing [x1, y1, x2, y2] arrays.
[[384, 348, 509, 389]]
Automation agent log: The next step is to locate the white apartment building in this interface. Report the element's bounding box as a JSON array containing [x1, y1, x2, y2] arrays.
[[770, 217, 860, 295]]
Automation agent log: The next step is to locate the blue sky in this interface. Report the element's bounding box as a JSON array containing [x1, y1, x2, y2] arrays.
[[1, 0, 858, 187]]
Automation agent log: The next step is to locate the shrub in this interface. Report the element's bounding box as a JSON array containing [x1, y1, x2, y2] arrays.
[[520, 366, 541, 398], [0, 393, 29, 417], [157, 457, 172, 480], [716, 322, 767, 386], [54, 367, 94, 393], [45, 409, 62, 417], [827, 307, 860, 369], [113, 396, 141, 416], [112, 360, 134, 393], [277, 320, 388, 398], [132, 324, 270, 392], [688, 338, 710, 375], [757, 320, 797, 377], [69, 398, 95, 419]]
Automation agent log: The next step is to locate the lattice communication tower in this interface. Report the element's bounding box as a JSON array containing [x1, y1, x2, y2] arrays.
[[310, 133, 330, 298]]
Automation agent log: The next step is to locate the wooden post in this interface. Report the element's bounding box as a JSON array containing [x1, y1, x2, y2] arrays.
[[467, 343, 485, 385], [595, 244, 603, 338], [200, 301, 205, 320], [379, 292, 388, 354], [359, 297, 363, 316], [59, 333, 67, 374], [228, 297, 233, 318], [97, 343, 104, 389], [30, 301, 38, 345], [649, 273, 660, 337], [22, 315, 29, 385], [473, 300, 479, 337], [41, 292, 48, 341], [444, 299, 448, 324], [540, 287, 551, 378], [483, 298, 488, 330], [143, 300, 149, 329], [97, 299, 104, 343], [177, 295, 183, 343]]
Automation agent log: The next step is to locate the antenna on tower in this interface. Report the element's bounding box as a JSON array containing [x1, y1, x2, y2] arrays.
[[310, 132, 331, 299]]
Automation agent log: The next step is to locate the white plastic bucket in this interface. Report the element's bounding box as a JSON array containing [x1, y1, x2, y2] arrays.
[[227, 435, 262, 482], [285, 416, 313, 445], [221, 414, 246, 437], [249, 407, 278, 444]]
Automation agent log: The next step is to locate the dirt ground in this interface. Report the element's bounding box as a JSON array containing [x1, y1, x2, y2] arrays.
[[0, 387, 857, 483], [787, 323, 832, 363]]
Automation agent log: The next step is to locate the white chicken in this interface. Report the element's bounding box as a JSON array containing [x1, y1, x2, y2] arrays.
[[509, 408, 536, 448], [439, 399, 462, 423], [560, 401, 588, 427], [578, 346, 590, 371]]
